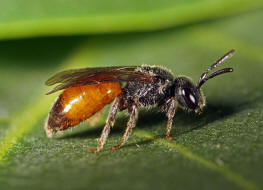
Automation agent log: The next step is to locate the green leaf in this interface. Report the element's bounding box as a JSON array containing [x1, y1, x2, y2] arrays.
[[0, 3, 263, 190], [0, 0, 262, 40]]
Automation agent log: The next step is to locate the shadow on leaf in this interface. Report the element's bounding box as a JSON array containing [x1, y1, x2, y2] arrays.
[[62, 101, 238, 142]]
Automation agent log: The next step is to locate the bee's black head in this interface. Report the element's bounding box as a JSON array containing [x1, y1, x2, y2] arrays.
[[174, 49, 235, 113], [174, 77, 205, 113]]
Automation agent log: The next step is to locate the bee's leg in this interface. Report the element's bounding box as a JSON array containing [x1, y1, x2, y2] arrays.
[[166, 97, 178, 140], [112, 103, 138, 150], [88, 96, 120, 153]]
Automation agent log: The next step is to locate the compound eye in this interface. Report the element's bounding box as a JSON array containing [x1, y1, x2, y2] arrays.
[[182, 88, 197, 109]]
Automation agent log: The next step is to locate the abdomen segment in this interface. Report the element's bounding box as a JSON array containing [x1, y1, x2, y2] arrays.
[[45, 82, 122, 137]]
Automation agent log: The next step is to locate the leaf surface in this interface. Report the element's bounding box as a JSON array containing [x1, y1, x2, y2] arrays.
[[0, 4, 263, 190]]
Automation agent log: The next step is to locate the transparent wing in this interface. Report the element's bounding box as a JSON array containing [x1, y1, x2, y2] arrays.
[[45, 66, 155, 94]]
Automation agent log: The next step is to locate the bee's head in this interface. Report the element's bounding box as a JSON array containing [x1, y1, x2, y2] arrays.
[[174, 77, 205, 114], [174, 49, 235, 114]]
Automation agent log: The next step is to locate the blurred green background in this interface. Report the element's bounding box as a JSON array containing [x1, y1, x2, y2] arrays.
[[0, 1, 263, 190]]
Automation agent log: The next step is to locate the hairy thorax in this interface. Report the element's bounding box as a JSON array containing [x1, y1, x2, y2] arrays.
[[123, 66, 174, 107]]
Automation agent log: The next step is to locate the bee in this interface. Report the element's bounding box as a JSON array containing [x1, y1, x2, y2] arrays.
[[45, 49, 235, 152]]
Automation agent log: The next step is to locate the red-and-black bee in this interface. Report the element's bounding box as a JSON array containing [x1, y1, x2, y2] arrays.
[[45, 49, 235, 152]]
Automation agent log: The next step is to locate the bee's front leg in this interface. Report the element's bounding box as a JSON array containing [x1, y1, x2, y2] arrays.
[[165, 97, 178, 140]]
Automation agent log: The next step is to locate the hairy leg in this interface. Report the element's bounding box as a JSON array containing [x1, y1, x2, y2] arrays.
[[112, 103, 138, 150], [88, 96, 120, 153], [166, 97, 178, 140]]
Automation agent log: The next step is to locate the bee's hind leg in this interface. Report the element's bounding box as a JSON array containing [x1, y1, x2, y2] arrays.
[[166, 97, 178, 140], [112, 102, 138, 150], [88, 96, 120, 153]]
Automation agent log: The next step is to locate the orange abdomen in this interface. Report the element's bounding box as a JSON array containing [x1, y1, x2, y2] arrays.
[[45, 82, 122, 136]]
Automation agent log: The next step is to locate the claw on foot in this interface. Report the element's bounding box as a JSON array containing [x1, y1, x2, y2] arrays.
[[112, 145, 121, 150], [88, 148, 99, 153]]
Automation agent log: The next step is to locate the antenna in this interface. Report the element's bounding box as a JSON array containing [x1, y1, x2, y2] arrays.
[[197, 49, 235, 89]]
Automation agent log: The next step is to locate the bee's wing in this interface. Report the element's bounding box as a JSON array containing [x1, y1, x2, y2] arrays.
[[45, 66, 155, 94]]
